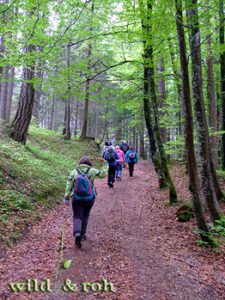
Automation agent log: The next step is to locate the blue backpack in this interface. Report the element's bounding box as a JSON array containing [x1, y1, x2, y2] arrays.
[[73, 168, 95, 201], [105, 149, 116, 163]]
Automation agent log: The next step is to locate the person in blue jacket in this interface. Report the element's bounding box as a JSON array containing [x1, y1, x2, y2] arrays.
[[125, 147, 138, 177], [103, 146, 119, 187]]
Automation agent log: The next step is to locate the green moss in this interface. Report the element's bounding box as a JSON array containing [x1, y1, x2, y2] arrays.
[[176, 203, 194, 222], [0, 125, 100, 247]]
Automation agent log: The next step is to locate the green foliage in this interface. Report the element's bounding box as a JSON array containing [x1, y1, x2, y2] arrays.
[[195, 217, 225, 249], [210, 217, 225, 238]]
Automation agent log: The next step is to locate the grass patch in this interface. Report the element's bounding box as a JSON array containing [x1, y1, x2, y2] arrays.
[[0, 125, 100, 248]]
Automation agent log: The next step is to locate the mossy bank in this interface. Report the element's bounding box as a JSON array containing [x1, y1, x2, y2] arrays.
[[0, 126, 100, 251]]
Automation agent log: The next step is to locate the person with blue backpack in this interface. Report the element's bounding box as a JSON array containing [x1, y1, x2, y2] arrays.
[[63, 156, 108, 249], [125, 147, 138, 177], [103, 146, 119, 188]]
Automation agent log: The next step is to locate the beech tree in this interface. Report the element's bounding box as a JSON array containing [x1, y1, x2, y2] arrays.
[[186, 0, 221, 221], [174, 0, 211, 241]]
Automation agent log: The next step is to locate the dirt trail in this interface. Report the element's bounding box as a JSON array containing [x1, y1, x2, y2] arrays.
[[0, 161, 224, 300]]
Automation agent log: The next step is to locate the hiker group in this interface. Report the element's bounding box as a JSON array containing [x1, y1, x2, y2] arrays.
[[102, 140, 138, 187], [63, 139, 138, 248]]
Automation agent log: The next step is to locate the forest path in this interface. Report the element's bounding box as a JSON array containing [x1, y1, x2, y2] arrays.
[[0, 160, 224, 300]]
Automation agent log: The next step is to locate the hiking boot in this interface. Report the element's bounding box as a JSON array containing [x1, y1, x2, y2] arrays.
[[81, 234, 87, 241], [75, 233, 82, 249], [108, 182, 114, 188]]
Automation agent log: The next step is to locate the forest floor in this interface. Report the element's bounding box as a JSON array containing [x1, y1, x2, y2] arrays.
[[0, 160, 224, 300]]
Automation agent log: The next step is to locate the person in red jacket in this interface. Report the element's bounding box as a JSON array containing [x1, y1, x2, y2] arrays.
[[115, 146, 125, 180]]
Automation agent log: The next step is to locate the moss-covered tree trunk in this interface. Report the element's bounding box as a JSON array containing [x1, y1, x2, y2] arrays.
[[187, 0, 221, 221], [219, 0, 225, 170], [139, 0, 177, 203], [174, 0, 211, 241], [145, 0, 177, 203]]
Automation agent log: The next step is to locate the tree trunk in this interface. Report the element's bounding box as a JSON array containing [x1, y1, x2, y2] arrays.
[[168, 37, 183, 159], [139, 116, 146, 159], [63, 45, 71, 140], [49, 97, 55, 130], [219, 0, 225, 170], [174, 0, 211, 241], [142, 0, 178, 203], [206, 22, 218, 169], [0, 66, 9, 123], [9, 49, 35, 144], [81, 1, 94, 139], [32, 69, 43, 124], [6, 66, 14, 123], [157, 56, 167, 143], [81, 75, 91, 139], [74, 100, 79, 137], [187, 0, 221, 221]]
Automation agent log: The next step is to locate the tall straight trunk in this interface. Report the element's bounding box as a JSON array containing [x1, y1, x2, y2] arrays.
[[81, 75, 91, 138], [81, 1, 94, 139], [0, 66, 9, 122], [186, 0, 221, 221], [139, 116, 146, 159], [205, 14, 224, 201], [206, 22, 218, 169], [143, 64, 167, 188], [135, 126, 139, 152], [174, 0, 210, 240], [63, 45, 71, 140], [115, 114, 122, 143], [6, 66, 14, 123], [157, 56, 167, 143], [49, 97, 55, 130], [168, 37, 183, 147], [32, 69, 43, 123], [139, 0, 177, 203], [0, 37, 4, 106], [74, 100, 79, 137], [9, 46, 35, 144], [145, 0, 177, 203], [220, 0, 225, 170]]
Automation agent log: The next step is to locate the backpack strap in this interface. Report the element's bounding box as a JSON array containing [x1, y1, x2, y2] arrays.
[[77, 167, 93, 185], [77, 167, 90, 175]]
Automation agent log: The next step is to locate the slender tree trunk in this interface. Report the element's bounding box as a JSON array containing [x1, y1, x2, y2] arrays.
[[168, 37, 183, 159], [206, 23, 218, 168], [32, 69, 43, 123], [0, 37, 4, 106], [219, 0, 225, 170], [63, 45, 71, 139], [9, 47, 35, 144], [142, 0, 178, 203], [81, 75, 91, 139], [174, 0, 211, 241], [139, 115, 146, 159], [187, 0, 221, 221], [74, 100, 79, 137], [6, 66, 14, 123], [157, 56, 167, 143], [0, 66, 9, 122], [81, 1, 94, 139], [49, 97, 55, 130], [205, 10, 224, 201]]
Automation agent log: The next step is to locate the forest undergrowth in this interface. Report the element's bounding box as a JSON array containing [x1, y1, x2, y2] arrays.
[[0, 125, 100, 253]]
